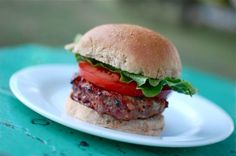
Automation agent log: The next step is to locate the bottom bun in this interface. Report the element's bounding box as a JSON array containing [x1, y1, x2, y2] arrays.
[[66, 97, 164, 136]]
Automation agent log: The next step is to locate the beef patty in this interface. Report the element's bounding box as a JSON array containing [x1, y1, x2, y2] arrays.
[[71, 76, 170, 121]]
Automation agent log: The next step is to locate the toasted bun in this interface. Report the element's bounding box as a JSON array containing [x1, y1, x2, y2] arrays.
[[66, 24, 181, 79], [66, 97, 164, 136]]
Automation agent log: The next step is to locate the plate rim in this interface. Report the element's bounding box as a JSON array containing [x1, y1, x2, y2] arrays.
[[9, 64, 235, 147]]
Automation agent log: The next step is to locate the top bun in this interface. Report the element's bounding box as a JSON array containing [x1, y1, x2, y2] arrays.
[[67, 24, 182, 79]]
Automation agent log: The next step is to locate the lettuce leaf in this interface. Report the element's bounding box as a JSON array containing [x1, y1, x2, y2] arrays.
[[75, 54, 196, 97]]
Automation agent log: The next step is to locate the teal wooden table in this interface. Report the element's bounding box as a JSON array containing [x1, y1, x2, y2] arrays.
[[0, 44, 235, 156]]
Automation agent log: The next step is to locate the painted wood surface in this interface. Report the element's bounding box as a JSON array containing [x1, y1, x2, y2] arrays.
[[0, 45, 235, 156]]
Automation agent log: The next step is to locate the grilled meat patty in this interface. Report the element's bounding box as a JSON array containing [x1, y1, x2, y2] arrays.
[[71, 76, 170, 121]]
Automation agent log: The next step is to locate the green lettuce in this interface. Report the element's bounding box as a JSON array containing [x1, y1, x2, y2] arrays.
[[75, 54, 196, 97]]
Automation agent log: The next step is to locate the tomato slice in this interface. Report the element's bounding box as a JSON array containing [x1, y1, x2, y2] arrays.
[[78, 61, 143, 97]]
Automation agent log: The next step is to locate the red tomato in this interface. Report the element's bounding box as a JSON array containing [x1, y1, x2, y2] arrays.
[[78, 61, 143, 97]]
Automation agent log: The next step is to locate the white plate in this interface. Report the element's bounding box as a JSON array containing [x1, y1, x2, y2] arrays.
[[9, 64, 234, 147]]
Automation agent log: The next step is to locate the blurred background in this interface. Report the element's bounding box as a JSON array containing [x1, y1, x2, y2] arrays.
[[0, 0, 236, 80]]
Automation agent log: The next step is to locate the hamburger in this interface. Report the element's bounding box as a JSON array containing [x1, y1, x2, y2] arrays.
[[65, 24, 196, 135]]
